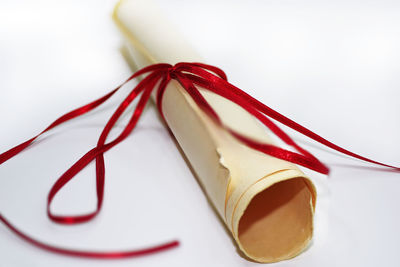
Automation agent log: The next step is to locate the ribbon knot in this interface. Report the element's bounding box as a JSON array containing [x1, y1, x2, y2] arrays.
[[166, 65, 178, 79], [0, 62, 399, 259]]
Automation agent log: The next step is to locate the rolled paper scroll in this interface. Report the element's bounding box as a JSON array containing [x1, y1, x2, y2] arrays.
[[114, 0, 317, 263]]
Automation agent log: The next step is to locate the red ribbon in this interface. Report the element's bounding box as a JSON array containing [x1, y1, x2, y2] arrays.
[[1, 62, 399, 259]]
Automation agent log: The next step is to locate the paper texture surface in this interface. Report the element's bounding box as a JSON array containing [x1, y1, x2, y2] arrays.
[[114, 0, 317, 262]]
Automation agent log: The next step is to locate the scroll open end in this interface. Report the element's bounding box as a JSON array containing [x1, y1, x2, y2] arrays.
[[238, 178, 313, 261], [114, 0, 317, 262]]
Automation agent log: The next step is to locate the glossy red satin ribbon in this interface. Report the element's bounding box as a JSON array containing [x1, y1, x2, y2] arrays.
[[1, 62, 399, 259]]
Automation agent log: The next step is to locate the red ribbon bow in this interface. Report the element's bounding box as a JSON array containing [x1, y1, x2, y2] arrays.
[[1, 62, 399, 258]]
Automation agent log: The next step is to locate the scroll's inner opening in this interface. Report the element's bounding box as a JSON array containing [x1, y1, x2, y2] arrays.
[[238, 178, 313, 261]]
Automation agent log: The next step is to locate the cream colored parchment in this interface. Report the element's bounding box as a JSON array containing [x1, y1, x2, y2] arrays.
[[114, 0, 317, 262]]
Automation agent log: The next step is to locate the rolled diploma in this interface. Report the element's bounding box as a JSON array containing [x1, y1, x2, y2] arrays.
[[114, 0, 317, 263]]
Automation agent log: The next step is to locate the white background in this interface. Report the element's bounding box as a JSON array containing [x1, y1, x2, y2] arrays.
[[0, 0, 399, 266]]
